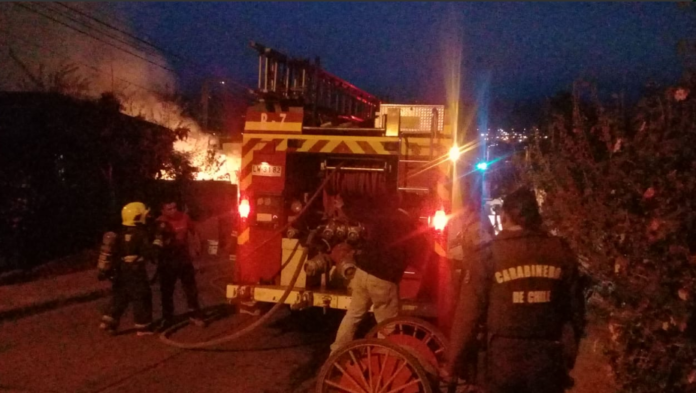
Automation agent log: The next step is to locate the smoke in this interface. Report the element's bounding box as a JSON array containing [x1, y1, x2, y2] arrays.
[[0, 2, 238, 183], [0, 3, 173, 96]]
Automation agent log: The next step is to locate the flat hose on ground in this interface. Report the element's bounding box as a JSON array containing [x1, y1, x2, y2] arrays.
[[158, 164, 343, 349], [158, 240, 310, 349]]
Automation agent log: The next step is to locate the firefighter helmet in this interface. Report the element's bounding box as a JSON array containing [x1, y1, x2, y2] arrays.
[[121, 202, 150, 226]]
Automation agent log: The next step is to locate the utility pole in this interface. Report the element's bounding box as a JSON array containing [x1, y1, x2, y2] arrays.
[[201, 78, 210, 131]]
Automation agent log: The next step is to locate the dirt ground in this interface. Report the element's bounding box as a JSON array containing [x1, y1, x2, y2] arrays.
[[570, 319, 615, 393]]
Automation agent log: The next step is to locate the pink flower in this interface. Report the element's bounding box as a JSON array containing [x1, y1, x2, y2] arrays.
[[643, 187, 655, 199], [675, 88, 690, 101], [678, 288, 690, 301], [612, 138, 623, 153]]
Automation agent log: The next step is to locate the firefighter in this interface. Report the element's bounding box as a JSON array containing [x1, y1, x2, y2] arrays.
[[329, 193, 421, 354], [446, 187, 585, 393], [98, 202, 157, 336], [154, 199, 206, 330]]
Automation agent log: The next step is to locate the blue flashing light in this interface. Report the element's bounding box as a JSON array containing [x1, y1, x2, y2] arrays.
[[476, 162, 488, 171]]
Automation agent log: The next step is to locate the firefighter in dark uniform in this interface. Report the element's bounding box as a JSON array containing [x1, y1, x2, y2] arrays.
[[446, 187, 585, 393], [98, 202, 158, 336]]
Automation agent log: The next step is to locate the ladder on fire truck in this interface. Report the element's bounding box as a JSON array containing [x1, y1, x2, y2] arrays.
[[251, 41, 380, 127], [251, 41, 449, 191]]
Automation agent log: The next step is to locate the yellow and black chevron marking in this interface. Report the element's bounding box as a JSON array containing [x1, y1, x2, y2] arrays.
[[240, 133, 401, 192]]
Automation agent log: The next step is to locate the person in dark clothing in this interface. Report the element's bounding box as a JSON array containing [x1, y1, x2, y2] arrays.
[[99, 202, 157, 336], [154, 200, 205, 330], [329, 194, 421, 354], [446, 187, 585, 393]]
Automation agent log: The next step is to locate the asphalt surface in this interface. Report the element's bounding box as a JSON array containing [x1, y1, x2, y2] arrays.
[[0, 260, 614, 393], [0, 263, 343, 393]]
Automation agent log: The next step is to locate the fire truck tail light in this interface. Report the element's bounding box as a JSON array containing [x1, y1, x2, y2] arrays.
[[238, 199, 251, 219], [432, 209, 448, 231]]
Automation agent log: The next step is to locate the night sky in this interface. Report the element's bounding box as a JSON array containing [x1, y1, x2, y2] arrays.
[[111, 2, 696, 106]]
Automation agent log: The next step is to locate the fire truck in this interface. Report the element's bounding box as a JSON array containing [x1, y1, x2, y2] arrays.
[[225, 41, 466, 334]]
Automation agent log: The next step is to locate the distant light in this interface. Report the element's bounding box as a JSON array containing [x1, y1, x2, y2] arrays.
[[449, 145, 461, 162], [220, 81, 226, 85], [476, 162, 488, 171]]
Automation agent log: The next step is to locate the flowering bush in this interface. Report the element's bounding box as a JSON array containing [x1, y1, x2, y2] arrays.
[[521, 81, 696, 392]]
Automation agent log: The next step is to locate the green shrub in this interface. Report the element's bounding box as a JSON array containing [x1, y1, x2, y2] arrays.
[[522, 81, 696, 392]]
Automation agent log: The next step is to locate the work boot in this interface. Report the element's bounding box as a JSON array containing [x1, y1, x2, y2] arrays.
[[99, 315, 118, 336], [134, 323, 154, 336], [188, 310, 207, 328], [189, 316, 207, 328]]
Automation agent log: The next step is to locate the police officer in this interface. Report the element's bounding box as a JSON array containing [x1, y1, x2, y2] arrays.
[[98, 202, 158, 336], [446, 187, 585, 393], [449, 191, 497, 384]]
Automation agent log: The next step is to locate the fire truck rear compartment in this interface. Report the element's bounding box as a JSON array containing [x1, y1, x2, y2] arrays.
[[279, 152, 433, 302], [284, 153, 396, 291], [285, 153, 397, 205]]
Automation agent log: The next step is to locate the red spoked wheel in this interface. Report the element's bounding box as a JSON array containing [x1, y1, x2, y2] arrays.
[[316, 338, 435, 393], [365, 316, 448, 375]]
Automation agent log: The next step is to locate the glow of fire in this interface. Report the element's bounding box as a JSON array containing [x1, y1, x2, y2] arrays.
[[119, 95, 240, 184]]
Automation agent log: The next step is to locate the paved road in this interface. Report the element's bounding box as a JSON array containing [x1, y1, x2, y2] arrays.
[[0, 260, 614, 393], [0, 263, 344, 393]]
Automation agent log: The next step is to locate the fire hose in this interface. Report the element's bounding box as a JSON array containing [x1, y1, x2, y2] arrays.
[[158, 235, 311, 349], [158, 165, 342, 350]]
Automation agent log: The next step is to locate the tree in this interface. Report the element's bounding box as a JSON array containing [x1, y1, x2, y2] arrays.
[[0, 91, 194, 269], [520, 78, 696, 392], [8, 49, 91, 98]]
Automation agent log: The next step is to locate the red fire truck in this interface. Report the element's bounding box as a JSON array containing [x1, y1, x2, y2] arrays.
[[226, 42, 464, 335]]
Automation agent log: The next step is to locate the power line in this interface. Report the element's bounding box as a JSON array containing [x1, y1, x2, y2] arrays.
[[1, 27, 167, 98], [49, 2, 262, 94], [41, 2, 168, 63], [14, 3, 247, 100], [0, 27, 251, 116], [53, 2, 253, 92], [9, 2, 253, 107], [56, 3, 194, 66], [65, 3, 148, 42], [12, 3, 179, 74], [54, 3, 389, 98]]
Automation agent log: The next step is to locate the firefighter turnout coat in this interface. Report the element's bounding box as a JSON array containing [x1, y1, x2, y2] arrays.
[[102, 225, 159, 330]]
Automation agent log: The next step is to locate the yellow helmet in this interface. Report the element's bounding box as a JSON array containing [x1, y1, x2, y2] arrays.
[[121, 202, 150, 226]]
